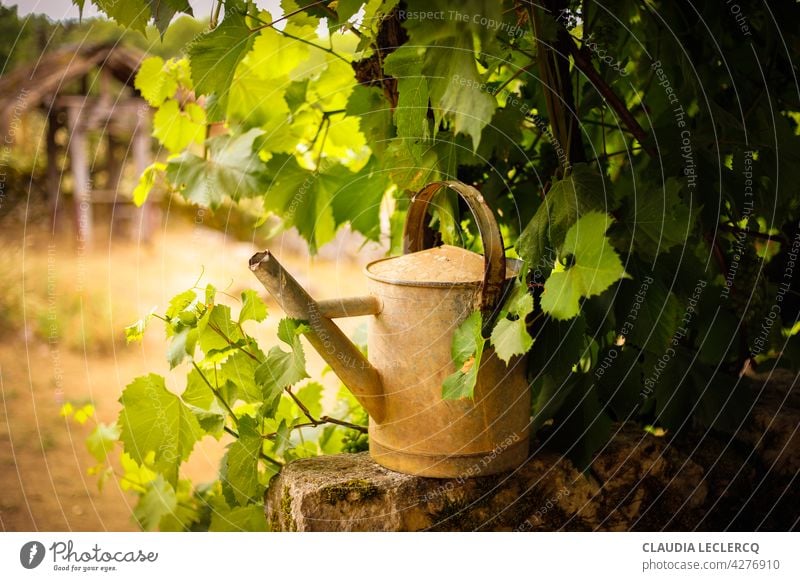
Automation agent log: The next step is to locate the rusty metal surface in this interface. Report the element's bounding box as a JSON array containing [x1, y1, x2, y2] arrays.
[[316, 295, 383, 318], [366, 245, 516, 286], [366, 277, 530, 477], [249, 251, 385, 422], [403, 181, 508, 318]]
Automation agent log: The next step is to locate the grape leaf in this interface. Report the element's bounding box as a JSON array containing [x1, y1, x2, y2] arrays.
[[118, 374, 203, 484], [134, 475, 177, 531], [541, 212, 627, 320], [255, 318, 310, 401], [224, 416, 263, 506], [442, 311, 486, 399], [239, 289, 267, 324], [132, 161, 166, 207], [218, 350, 261, 403], [94, 0, 150, 32], [153, 100, 206, 153], [329, 157, 390, 241], [620, 178, 696, 258], [135, 57, 177, 107], [616, 273, 681, 354], [209, 503, 268, 532], [166, 289, 197, 320], [147, 0, 192, 36], [187, 4, 255, 121], [167, 326, 195, 369], [383, 46, 430, 143], [517, 164, 610, 268], [166, 129, 268, 209], [425, 35, 495, 150], [490, 281, 534, 364], [198, 305, 243, 354], [346, 85, 394, 157], [86, 422, 120, 463]]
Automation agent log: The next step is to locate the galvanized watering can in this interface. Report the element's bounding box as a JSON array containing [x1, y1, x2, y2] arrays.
[[249, 181, 530, 477]]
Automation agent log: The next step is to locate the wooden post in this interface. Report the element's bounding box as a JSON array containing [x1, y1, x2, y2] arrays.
[[132, 110, 152, 240], [67, 107, 92, 248], [106, 132, 122, 190], [45, 110, 61, 226]]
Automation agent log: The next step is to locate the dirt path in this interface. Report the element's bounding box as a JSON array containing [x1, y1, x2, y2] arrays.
[[0, 218, 378, 531]]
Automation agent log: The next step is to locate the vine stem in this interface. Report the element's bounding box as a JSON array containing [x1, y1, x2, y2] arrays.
[[284, 386, 368, 433], [192, 361, 239, 428], [719, 224, 787, 244]]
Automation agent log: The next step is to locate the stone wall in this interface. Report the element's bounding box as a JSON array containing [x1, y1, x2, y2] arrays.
[[266, 371, 798, 531]]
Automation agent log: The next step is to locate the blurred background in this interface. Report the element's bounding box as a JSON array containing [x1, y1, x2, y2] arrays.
[[0, 1, 381, 531]]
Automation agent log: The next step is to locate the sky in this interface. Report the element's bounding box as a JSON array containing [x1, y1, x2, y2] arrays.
[[3, 0, 231, 21]]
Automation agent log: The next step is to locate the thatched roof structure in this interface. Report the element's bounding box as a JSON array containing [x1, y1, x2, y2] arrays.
[[0, 42, 146, 135]]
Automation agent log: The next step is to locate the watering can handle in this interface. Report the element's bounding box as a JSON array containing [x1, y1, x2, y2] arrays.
[[403, 180, 507, 318]]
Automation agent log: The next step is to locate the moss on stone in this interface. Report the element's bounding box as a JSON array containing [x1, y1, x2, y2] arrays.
[[281, 488, 297, 532], [320, 479, 381, 505]]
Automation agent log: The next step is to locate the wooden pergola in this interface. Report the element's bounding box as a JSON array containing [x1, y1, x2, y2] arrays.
[[0, 43, 155, 246]]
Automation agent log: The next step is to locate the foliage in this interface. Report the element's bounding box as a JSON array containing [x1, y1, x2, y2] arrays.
[[74, 283, 367, 531], [80, 0, 800, 529]]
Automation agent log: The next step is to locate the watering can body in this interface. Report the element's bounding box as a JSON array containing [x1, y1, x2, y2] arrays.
[[250, 181, 531, 478]]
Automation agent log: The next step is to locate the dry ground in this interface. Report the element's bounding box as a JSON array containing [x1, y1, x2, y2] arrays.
[[0, 214, 380, 531]]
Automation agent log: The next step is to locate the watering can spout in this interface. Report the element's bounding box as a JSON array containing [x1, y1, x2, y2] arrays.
[[249, 251, 385, 422]]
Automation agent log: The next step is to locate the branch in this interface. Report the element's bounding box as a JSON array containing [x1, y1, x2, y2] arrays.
[[719, 224, 787, 244], [192, 361, 239, 427], [284, 385, 368, 433], [565, 36, 658, 158]]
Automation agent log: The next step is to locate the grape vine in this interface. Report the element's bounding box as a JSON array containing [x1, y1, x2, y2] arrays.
[[74, 0, 800, 529]]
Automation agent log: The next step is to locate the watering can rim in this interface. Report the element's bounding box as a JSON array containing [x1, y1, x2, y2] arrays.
[[364, 244, 521, 289]]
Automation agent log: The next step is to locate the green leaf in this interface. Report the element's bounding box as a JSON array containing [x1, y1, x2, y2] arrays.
[[209, 503, 268, 532], [620, 179, 696, 258], [425, 35, 495, 150], [147, 0, 192, 36], [153, 100, 206, 153], [198, 305, 243, 354], [95, 0, 150, 32], [182, 367, 215, 410], [491, 318, 533, 365], [224, 416, 263, 506], [187, 6, 255, 121], [541, 212, 627, 320], [490, 281, 534, 364], [133, 161, 166, 207], [255, 319, 309, 401], [329, 157, 390, 241], [218, 350, 261, 403], [617, 273, 681, 354], [134, 475, 177, 531], [239, 289, 268, 324], [86, 422, 120, 463], [118, 374, 204, 484], [346, 85, 394, 157], [516, 164, 609, 267], [294, 381, 323, 419], [383, 46, 430, 143], [442, 311, 486, 399], [166, 129, 268, 209], [166, 289, 197, 320], [135, 56, 176, 107], [167, 326, 195, 369]]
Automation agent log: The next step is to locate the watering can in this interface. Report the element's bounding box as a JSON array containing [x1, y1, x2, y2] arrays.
[[249, 181, 531, 477]]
